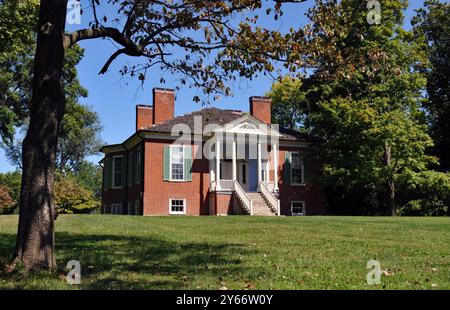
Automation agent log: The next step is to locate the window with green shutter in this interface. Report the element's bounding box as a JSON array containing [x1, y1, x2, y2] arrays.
[[109, 157, 114, 188], [128, 151, 133, 186], [163, 146, 170, 180], [103, 158, 109, 190], [291, 152, 304, 184], [163, 145, 193, 182], [112, 155, 124, 188], [135, 146, 142, 184], [184, 146, 192, 181]]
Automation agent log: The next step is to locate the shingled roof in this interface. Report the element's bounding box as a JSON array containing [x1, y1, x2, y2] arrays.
[[143, 107, 242, 133], [142, 107, 313, 142]]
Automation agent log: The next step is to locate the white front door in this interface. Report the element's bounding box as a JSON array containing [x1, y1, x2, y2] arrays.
[[238, 162, 249, 191]]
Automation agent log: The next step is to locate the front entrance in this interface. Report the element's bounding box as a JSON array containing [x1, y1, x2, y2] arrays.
[[237, 162, 248, 191]]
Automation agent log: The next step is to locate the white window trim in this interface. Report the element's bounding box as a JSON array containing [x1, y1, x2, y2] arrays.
[[169, 145, 186, 182], [291, 201, 305, 216], [169, 198, 186, 215], [112, 155, 124, 189], [290, 153, 305, 186], [127, 202, 132, 215], [111, 203, 122, 215]]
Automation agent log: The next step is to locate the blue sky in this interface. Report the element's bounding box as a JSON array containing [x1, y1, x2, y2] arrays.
[[0, 0, 425, 173]]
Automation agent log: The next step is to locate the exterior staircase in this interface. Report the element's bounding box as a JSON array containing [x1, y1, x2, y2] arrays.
[[246, 192, 277, 216]]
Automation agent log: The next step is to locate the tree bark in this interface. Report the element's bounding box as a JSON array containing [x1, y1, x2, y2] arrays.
[[387, 179, 396, 216], [384, 144, 396, 216], [13, 0, 68, 271]]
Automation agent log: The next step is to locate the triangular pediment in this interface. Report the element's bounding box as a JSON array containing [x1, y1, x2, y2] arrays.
[[205, 114, 282, 137]]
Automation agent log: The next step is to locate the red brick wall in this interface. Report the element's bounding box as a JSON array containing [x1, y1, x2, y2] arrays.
[[153, 88, 174, 125], [101, 143, 144, 215], [136, 105, 153, 131], [102, 140, 325, 216], [250, 96, 271, 124], [276, 146, 326, 215], [142, 139, 210, 215]]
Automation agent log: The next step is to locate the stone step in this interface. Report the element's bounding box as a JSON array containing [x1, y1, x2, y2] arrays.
[[247, 192, 262, 199], [253, 212, 276, 216], [237, 191, 278, 216]]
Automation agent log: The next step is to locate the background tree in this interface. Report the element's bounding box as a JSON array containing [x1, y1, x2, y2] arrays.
[[11, 0, 306, 271], [54, 172, 99, 214], [412, 0, 450, 172], [0, 169, 101, 215], [0, 0, 39, 143], [72, 161, 103, 200], [0, 0, 102, 173], [0, 171, 22, 210], [266, 76, 307, 130], [269, 0, 436, 215], [0, 185, 14, 214]]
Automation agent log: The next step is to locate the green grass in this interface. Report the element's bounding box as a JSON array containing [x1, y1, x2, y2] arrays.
[[0, 215, 449, 289]]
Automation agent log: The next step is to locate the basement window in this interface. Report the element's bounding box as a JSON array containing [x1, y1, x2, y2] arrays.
[[111, 203, 122, 215], [291, 201, 305, 216], [169, 199, 186, 215]]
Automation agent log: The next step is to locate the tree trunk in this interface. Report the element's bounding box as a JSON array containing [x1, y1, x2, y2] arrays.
[[384, 143, 396, 216], [13, 0, 68, 271], [387, 180, 396, 216]]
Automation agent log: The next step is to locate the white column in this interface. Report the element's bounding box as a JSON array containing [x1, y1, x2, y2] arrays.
[[232, 140, 237, 182], [215, 138, 221, 190], [273, 144, 279, 191], [257, 140, 262, 189]]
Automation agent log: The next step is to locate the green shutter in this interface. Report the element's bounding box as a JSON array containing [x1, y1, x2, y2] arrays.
[[136, 148, 140, 183], [303, 156, 310, 184], [284, 151, 291, 185], [109, 157, 114, 188], [104, 158, 109, 189], [163, 146, 170, 180], [122, 157, 126, 187], [184, 146, 192, 181]]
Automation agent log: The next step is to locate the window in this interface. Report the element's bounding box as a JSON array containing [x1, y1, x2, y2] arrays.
[[291, 201, 305, 216], [291, 153, 304, 184], [112, 156, 124, 188], [127, 202, 133, 215], [111, 203, 122, 215], [169, 199, 186, 215], [135, 200, 140, 215], [171, 146, 184, 180]]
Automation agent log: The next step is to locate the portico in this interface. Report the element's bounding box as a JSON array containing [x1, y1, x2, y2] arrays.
[[208, 115, 281, 215]]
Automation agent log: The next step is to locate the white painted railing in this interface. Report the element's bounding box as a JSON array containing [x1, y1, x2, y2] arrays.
[[219, 180, 234, 191], [211, 180, 234, 191], [233, 180, 253, 215], [263, 181, 276, 192], [260, 181, 280, 215]]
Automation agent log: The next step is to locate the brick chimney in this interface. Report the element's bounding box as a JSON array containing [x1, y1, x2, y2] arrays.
[[136, 105, 153, 131], [249, 96, 271, 124], [153, 87, 175, 124]]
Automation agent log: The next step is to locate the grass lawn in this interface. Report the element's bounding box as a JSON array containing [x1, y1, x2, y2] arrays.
[[0, 215, 449, 290]]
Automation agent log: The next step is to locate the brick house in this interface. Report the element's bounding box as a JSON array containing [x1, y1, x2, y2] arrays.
[[100, 87, 326, 216]]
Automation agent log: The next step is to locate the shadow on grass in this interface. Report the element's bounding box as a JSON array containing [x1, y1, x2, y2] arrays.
[[0, 232, 258, 289]]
